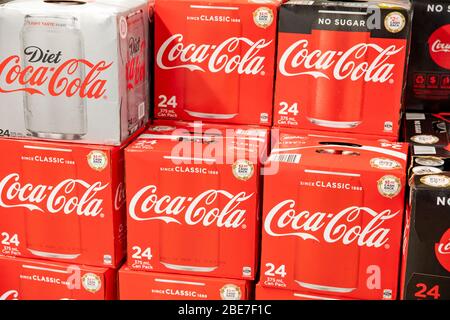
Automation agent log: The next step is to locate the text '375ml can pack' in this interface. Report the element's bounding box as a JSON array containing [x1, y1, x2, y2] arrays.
[[0, 137, 128, 267], [260, 130, 408, 299], [154, 0, 280, 126], [0, 0, 150, 145], [274, 0, 411, 139], [125, 121, 268, 279]]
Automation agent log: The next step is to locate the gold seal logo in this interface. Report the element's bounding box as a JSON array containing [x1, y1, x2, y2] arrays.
[[253, 7, 274, 29], [410, 134, 439, 145], [87, 150, 108, 172], [220, 284, 242, 300], [415, 156, 445, 167], [370, 158, 402, 170], [232, 159, 254, 181], [377, 175, 402, 198], [384, 11, 406, 33], [81, 273, 102, 294], [412, 166, 442, 176], [420, 175, 450, 188]]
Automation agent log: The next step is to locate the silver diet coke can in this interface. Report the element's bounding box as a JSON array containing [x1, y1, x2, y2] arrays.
[[21, 13, 87, 140]]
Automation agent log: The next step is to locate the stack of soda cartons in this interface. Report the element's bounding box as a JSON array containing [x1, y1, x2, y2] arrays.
[[399, 0, 450, 300], [119, 0, 280, 300], [1, 0, 449, 301], [256, 0, 413, 300], [0, 0, 150, 300]]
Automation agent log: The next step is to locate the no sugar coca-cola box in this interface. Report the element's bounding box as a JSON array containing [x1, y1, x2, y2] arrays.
[[274, 0, 411, 139], [405, 0, 450, 113], [0, 255, 116, 300], [0, 0, 150, 145], [154, 0, 280, 126], [255, 283, 354, 300], [125, 121, 268, 280], [119, 265, 252, 300], [0, 137, 127, 267], [260, 130, 408, 300], [401, 173, 450, 300]]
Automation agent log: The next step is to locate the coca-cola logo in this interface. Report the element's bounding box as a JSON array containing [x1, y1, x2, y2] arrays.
[[156, 34, 271, 75], [114, 182, 126, 211], [129, 185, 254, 228], [431, 40, 450, 53], [0, 47, 112, 98], [435, 228, 450, 272], [264, 200, 399, 248], [0, 290, 19, 300], [428, 24, 450, 70], [0, 173, 108, 217], [126, 37, 146, 91], [279, 40, 403, 83]]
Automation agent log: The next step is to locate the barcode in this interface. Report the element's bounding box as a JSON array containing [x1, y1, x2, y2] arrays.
[[138, 102, 145, 120], [269, 153, 301, 164], [414, 146, 436, 155], [406, 113, 425, 120]]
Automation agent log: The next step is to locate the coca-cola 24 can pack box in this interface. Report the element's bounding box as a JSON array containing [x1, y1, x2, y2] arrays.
[[125, 121, 268, 279], [401, 173, 450, 300], [0, 0, 150, 145], [274, 0, 411, 139], [260, 129, 408, 300], [119, 265, 252, 300], [0, 137, 128, 267], [154, 0, 280, 125], [0, 255, 116, 300], [405, 0, 450, 112]]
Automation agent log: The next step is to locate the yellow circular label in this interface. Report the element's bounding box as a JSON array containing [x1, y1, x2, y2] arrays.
[[253, 7, 274, 29], [384, 11, 406, 33]]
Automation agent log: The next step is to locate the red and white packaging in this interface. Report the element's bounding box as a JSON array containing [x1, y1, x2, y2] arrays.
[[255, 283, 353, 300], [0, 255, 116, 300], [0, 0, 150, 145], [260, 129, 408, 300], [274, 0, 411, 139], [119, 265, 252, 300], [0, 137, 128, 267], [154, 0, 280, 126], [273, 127, 399, 145], [125, 121, 268, 279]]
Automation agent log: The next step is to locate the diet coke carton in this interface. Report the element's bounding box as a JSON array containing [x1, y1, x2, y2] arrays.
[[274, 0, 411, 139], [119, 265, 252, 300], [0, 255, 116, 300], [154, 0, 280, 126], [0, 0, 150, 145], [260, 130, 408, 300], [405, 0, 450, 113], [0, 137, 128, 267], [255, 283, 353, 300], [401, 173, 450, 300], [125, 121, 268, 279]]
